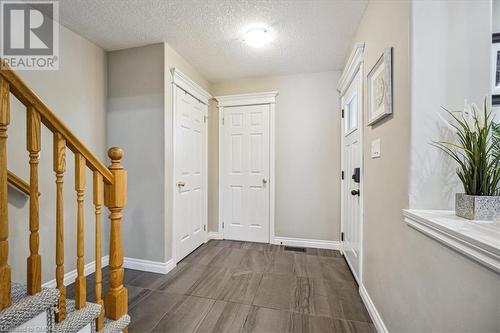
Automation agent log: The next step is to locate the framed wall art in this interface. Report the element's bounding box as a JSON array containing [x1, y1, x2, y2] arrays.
[[367, 47, 393, 125], [492, 33, 500, 105]]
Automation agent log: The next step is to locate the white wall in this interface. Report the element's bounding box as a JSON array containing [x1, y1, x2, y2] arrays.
[[494, 0, 500, 33], [8, 25, 107, 284], [410, 0, 492, 209], [210, 71, 341, 241]]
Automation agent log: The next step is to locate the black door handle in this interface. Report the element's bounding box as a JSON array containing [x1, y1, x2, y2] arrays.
[[352, 167, 360, 183], [351, 189, 360, 196]]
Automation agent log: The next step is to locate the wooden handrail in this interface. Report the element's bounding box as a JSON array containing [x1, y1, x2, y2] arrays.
[[7, 171, 30, 196], [0, 61, 113, 185], [0, 62, 128, 330]]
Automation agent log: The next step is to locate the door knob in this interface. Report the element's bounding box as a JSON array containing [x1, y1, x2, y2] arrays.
[[176, 181, 186, 188], [262, 178, 268, 185], [351, 189, 360, 196]]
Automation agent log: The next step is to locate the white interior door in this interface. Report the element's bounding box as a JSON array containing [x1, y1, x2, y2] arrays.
[[222, 104, 270, 243], [341, 70, 363, 283], [174, 88, 207, 262]]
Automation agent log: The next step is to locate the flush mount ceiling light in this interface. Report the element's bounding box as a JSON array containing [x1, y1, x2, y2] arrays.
[[243, 28, 273, 48]]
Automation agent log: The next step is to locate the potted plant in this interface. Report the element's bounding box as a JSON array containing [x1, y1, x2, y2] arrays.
[[434, 101, 500, 221]]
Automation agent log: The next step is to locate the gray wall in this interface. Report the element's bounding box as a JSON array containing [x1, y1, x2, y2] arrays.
[[349, 1, 500, 331], [107, 44, 166, 262], [107, 43, 211, 263], [210, 71, 342, 241], [8, 25, 107, 284]]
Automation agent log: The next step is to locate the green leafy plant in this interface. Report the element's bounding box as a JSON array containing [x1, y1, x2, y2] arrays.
[[433, 101, 500, 196]]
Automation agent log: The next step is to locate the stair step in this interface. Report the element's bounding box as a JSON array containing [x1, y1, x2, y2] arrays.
[[53, 299, 101, 333], [0, 283, 59, 332], [101, 314, 131, 333], [1, 284, 129, 333]]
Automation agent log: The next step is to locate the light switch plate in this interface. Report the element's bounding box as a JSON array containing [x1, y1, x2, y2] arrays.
[[371, 138, 381, 158]]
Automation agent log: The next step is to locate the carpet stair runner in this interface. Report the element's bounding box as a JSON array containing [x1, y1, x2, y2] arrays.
[[0, 284, 129, 333]]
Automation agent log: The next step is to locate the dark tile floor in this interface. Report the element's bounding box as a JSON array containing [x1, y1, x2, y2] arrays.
[[68, 240, 374, 333]]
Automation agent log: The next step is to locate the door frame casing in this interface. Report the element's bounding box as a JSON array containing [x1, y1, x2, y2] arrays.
[[337, 43, 365, 284], [171, 68, 212, 263], [215, 92, 278, 243]]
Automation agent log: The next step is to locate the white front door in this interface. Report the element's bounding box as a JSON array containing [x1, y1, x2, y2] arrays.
[[174, 88, 207, 262], [341, 70, 363, 283], [222, 104, 270, 243]]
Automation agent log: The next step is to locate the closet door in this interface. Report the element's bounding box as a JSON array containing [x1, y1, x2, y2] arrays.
[[174, 88, 207, 262]]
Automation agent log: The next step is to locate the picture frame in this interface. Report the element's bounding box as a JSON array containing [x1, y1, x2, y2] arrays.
[[491, 33, 500, 105], [367, 47, 393, 125]]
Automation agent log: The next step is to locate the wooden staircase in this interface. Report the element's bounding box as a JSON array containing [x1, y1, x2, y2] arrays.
[[0, 60, 129, 331]]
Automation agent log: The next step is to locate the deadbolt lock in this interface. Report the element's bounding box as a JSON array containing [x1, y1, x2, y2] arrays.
[[262, 178, 268, 184]]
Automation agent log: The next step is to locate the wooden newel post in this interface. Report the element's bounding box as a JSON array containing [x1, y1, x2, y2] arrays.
[[104, 147, 128, 320]]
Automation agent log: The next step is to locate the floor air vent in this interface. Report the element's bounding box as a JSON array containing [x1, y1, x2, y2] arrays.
[[284, 246, 306, 252]]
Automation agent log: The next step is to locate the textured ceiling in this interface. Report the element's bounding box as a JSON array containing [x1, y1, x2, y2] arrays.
[[58, 0, 367, 82]]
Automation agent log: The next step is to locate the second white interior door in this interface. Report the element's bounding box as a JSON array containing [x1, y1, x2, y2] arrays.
[[222, 104, 270, 243]]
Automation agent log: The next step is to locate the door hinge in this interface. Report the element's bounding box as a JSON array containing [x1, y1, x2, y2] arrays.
[[204, 225, 206, 231], [341, 109, 345, 118], [204, 115, 208, 123], [341, 171, 344, 180], [222, 222, 225, 228], [341, 232, 344, 241]]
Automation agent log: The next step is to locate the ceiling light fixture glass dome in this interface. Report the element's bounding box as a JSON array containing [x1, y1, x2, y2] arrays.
[[243, 27, 273, 48]]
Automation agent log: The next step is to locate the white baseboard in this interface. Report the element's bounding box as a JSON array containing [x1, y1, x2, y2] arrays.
[[207, 232, 222, 240], [272, 236, 340, 250], [123, 257, 176, 274], [42, 255, 109, 288], [359, 284, 388, 333]]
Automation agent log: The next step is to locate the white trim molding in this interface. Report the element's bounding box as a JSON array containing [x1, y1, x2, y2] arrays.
[[207, 232, 223, 240], [214, 91, 278, 107], [123, 257, 176, 275], [359, 284, 389, 333], [42, 256, 109, 288], [171, 68, 212, 104], [337, 42, 365, 95], [404, 209, 500, 273], [272, 237, 340, 250]]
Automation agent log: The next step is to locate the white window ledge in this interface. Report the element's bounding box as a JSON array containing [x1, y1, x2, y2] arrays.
[[403, 210, 500, 273]]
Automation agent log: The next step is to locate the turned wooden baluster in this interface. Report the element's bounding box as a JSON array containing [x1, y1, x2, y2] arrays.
[[27, 106, 41, 295], [0, 76, 11, 309], [104, 147, 128, 320], [94, 171, 104, 330], [54, 133, 66, 322], [75, 153, 86, 309]]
